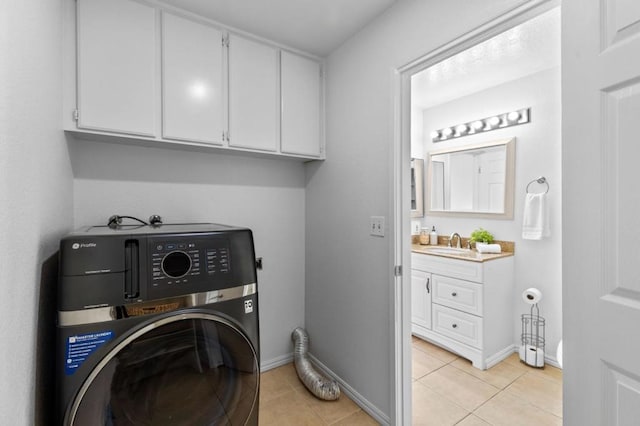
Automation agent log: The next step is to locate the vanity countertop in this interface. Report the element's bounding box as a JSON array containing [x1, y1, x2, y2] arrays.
[[412, 243, 514, 262]]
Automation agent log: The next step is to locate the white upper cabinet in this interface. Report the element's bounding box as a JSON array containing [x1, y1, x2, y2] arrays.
[[68, 0, 324, 160], [281, 52, 322, 157], [228, 34, 279, 152], [76, 0, 156, 136], [161, 12, 224, 144]]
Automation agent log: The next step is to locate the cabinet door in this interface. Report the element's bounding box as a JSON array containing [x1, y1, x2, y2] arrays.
[[162, 12, 223, 144], [76, 0, 156, 136], [411, 269, 432, 329], [228, 34, 278, 151], [280, 52, 322, 157]]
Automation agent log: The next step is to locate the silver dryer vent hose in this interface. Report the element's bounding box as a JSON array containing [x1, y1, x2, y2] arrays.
[[291, 327, 341, 400]]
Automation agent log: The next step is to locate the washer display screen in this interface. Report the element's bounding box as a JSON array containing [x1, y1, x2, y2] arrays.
[[161, 251, 191, 278]]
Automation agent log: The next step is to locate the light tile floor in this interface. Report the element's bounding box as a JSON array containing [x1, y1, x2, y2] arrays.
[[412, 336, 563, 426], [258, 362, 378, 425], [258, 338, 563, 426]]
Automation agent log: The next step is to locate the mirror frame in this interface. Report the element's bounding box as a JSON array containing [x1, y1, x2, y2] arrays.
[[426, 137, 515, 219], [411, 158, 424, 218]]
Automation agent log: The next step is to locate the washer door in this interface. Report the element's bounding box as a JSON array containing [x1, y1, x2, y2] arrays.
[[66, 312, 259, 425]]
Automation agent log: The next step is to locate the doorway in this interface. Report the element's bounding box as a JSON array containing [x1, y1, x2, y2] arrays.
[[393, 2, 562, 424]]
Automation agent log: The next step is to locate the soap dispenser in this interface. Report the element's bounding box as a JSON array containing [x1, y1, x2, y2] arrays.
[[429, 226, 438, 245]]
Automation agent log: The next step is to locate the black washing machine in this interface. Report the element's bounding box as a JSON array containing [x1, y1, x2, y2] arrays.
[[56, 223, 260, 425]]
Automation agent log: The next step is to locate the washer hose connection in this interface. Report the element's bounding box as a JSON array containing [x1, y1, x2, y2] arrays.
[[291, 327, 340, 401]]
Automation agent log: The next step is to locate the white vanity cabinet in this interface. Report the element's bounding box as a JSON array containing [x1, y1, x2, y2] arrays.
[[76, 0, 157, 136], [161, 12, 224, 145], [227, 34, 279, 152], [411, 252, 514, 370]]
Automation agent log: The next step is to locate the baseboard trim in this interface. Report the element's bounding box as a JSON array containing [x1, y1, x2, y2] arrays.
[[486, 345, 516, 369], [260, 353, 293, 372], [308, 353, 391, 426]]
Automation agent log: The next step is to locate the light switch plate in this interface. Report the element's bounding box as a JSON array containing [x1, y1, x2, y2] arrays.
[[411, 220, 421, 235], [370, 216, 385, 237]]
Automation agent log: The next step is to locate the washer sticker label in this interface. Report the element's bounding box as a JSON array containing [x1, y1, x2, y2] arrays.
[[244, 299, 253, 314], [65, 331, 114, 375]]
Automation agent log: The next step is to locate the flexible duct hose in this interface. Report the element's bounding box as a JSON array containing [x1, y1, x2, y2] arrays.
[[291, 327, 341, 400]]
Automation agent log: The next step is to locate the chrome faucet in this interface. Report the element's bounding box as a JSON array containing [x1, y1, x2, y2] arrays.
[[448, 232, 461, 249]]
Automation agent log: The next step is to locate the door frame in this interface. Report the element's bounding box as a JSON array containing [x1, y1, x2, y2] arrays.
[[391, 1, 559, 423]]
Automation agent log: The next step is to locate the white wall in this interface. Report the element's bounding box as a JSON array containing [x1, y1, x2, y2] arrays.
[[305, 0, 534, 420], [420, 68, 562, 361], [0, 0, 74, 424], [69, 138, 306, 367]]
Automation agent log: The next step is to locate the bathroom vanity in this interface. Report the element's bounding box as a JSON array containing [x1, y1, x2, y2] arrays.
[[411, 245, 514, 370]]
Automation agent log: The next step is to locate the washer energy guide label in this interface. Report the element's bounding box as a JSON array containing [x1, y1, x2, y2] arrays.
[[65, 331, 114, 375]]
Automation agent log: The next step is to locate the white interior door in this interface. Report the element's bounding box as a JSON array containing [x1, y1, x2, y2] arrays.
[[563, 0, 640, 423], [476, 148, 506, 212]]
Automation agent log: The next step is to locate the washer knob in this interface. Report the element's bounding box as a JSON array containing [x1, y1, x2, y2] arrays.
[[162, 251, 191, 278]]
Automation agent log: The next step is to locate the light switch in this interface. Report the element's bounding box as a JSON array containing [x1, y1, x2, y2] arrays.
[[370, 216, 385, 237]]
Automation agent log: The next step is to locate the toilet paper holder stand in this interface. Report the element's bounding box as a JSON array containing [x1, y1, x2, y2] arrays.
[[520, 303, 546, 368]]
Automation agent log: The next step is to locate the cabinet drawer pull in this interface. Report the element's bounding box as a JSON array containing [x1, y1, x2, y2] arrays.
[[451, 292, 457, 297], [426, 278, 430, 293], [452, 324, 458, 329]]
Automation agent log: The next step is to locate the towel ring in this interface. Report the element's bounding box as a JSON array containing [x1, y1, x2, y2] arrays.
[[526, 176, 549, 194]]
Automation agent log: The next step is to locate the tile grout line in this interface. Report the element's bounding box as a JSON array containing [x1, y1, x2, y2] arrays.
[[411, 341, 563, 425]]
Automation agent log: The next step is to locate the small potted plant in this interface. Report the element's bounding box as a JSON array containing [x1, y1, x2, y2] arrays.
[[470, 228, 494, 245]]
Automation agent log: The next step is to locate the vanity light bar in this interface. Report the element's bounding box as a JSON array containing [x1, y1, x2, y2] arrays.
[[431, 108, 530, 142]]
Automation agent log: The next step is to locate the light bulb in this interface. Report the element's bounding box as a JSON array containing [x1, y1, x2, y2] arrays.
[[455, 124, 469, 135], [487, 116, 501, 127], [507, 111, 520, 122], [442, 127, 453, 138], [430, 131, 440, 140], [471, 120, 484, 131]]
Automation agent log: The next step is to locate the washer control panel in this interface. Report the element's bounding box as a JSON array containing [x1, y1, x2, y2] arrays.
[[149, 237, 230, 287]]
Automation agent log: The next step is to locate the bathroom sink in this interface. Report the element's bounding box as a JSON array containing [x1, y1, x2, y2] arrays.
[[422, 247, 478, 258], [426, 247, 470, 254]]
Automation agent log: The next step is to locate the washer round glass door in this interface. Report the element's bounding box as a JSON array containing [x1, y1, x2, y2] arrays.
[[66, 313, 259, 425]]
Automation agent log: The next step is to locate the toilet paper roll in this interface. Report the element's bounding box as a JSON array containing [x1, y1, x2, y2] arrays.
[[522, 287, 543, 304], [519, 344, 545, 367]]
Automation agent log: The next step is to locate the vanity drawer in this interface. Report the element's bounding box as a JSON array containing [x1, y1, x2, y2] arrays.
[[411, 253, 483, 283], [432, 275, 483, 316], [432, 304, 483, 349]]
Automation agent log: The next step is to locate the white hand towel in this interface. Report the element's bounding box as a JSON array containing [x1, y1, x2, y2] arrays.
[[476, 243, 502, 254], [522, 192, 550, 240]]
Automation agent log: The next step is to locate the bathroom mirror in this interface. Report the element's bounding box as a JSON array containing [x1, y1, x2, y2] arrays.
[[411, 158, 424, 218], [427, 138, 515, 219]]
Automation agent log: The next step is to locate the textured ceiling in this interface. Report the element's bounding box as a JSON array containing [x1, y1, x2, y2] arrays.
[[412, 7, 561, 109], [159, 0, 397, 57]]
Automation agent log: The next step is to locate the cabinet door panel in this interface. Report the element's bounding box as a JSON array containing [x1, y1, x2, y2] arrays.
[[281, 52, 321, 157], [228, 35, 278, 151], [162, 12, 223, 144], [411, 269, 432, 329], [77, 0, 156, 136]]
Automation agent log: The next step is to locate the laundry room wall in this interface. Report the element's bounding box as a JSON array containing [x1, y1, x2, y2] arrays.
[[70, 138, 306, 368], [305, 0, 539, 420], [0, 1, 74, 424]]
